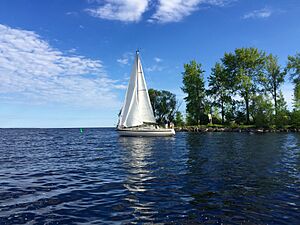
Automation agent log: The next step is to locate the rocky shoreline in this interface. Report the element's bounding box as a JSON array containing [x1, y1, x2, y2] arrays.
[[175, 127, 300, 133]]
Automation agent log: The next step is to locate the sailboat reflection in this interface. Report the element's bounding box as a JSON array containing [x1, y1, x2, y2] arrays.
[[118, 137, 158, 222]]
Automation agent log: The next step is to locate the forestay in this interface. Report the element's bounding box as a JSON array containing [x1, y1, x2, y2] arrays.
[[118, 52, 156, 128]]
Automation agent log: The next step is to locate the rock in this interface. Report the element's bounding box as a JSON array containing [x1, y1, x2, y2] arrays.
[[233, 128, 241, 132], [174, 126, 300, 133], [207, 127, 214, 132]]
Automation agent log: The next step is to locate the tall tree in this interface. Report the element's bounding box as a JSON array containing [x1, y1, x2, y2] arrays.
[[174, 111, 185, 127], [148, 88, 160, 117], [275, 92, 289, 128], [181, 60, 206, 125], [207, 62, 232, 124], [259, 54, 286, 115], [287, 53, 300, 109], [251, 95, 273, 128], [148, 89, 177, 124], [222, 48, 266, 124]]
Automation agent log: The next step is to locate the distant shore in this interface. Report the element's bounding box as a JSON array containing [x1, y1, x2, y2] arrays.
[[175, 126, 300, 133]]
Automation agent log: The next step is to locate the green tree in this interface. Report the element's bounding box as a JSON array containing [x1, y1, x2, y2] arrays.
[[174, 111, 185, 127], [222, 48, 266, 124], [148, 89, 177, 124], [274, 92, 289, 128], [211, 105, 222, 124], [290, 110, 300, 128], [294, 84, 300, 109], [287, 53, 300, 109], [148, 88, 160, 117], [207, 62, 232, 124], [182, 60, 206, 125], [226, 100, 246, 124], [251, 95, 274, 128], [259, 54, 286, 115]]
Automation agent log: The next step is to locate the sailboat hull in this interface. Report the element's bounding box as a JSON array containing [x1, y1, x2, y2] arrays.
[[117, 128, 175, 137]]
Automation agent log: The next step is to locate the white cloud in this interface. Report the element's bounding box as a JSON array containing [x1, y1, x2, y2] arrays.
[[86, 0, 149, 22], [145, 65, 164, 72], [86, 0, 235, 23], [66, 11, 78, 16], [117, 52, 134, 65], [243, 7, 272, 19], [150, 0, 235, 23], [154, 57, 162, 63], [68, 48, 77, 53], [0, 24, 125, 108], [117, 58, 129, 65]]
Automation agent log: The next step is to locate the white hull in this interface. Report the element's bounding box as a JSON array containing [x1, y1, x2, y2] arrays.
[[117, 128, 175, 137]]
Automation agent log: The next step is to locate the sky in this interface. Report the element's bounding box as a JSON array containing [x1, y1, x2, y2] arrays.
[[0, 0, 300, 128]]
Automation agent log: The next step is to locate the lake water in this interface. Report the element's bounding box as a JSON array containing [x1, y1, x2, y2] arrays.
[[0, 128, 299, 224]]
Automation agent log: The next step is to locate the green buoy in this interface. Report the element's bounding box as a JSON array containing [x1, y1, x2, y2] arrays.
[[80, 128, 83, 133]]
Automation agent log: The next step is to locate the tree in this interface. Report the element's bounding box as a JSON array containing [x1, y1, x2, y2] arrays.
[[182, 60, 206, 125], [259, 54, 286, 115], [287, 53, 300, 109], [227, 100, 246, 124], [294, 84, 300, 109], [290, 110, 300, 128], [275, 92, 289, 128], [148, 88, 177, 124], [222, 48, 266, 124], [251, 95, 274, 128], [211, 105, 222, 124], [174, 111, 185, 127], [207, 62, 232, 124], [148, 88, 160, 117]]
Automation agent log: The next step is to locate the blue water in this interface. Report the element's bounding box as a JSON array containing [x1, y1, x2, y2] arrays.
[[0, 128, 299, 224]]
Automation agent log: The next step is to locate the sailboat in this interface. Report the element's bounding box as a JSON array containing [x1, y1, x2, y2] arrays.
[[117, 51, 175, 137]]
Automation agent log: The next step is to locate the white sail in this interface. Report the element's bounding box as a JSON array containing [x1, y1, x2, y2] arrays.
[[118, 51, 156, 128], [136, 55, 156, 124]]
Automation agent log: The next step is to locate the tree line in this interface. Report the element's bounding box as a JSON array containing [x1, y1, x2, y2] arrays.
[[149, 48, 300, 128]]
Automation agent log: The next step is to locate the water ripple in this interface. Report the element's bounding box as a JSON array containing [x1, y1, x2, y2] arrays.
[[0, 129, 299, 224]]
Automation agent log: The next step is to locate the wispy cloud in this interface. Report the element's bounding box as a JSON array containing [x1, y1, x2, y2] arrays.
[[0, 24, 124, 108], [243, 7, 272, 19], [66, 11, 78, 16], [146, 57, 164, 72], [117, 52, 134, 65], [68, 48, 77, 53], [117, 58, 129, 65], [145, 65, 164, 73], [150, 0, 236, 23], [86, 0, 149, 22], [154, 57, 162, 63], [86, 0, 236, 23]]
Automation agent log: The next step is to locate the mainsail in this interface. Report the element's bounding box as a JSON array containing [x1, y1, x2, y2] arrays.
[[118, 51, 156, 128]]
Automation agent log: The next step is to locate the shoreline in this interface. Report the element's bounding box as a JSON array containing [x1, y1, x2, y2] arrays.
[[175, 126, 300, 133]]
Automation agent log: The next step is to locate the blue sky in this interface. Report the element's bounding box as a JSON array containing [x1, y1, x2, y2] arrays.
[[0, 0, 299, 127]]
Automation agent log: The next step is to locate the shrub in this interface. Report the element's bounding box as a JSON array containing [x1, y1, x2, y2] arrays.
[[290, 110, 300, 128]]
